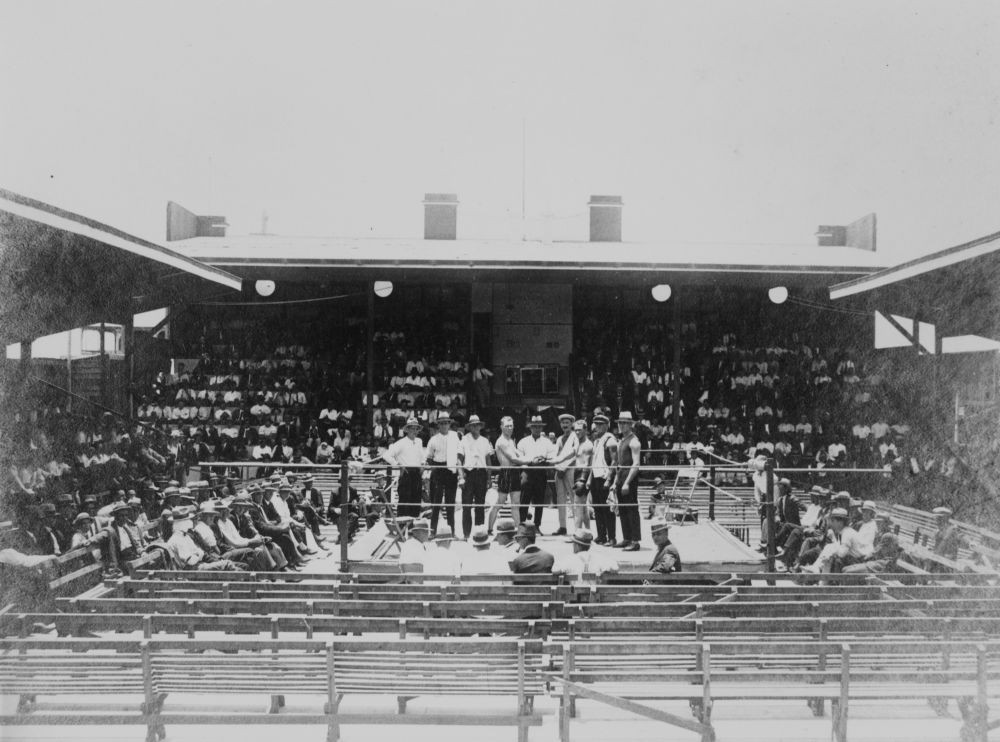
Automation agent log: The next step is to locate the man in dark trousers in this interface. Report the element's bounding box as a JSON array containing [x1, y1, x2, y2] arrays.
[[510, 523, 555, 574], [230, 492, 290, 570], [248, 485, 306, 568], [611, 412, 642, 551], [649, 520, 682, 573], [586, 414, 618, 546], [932, 506, 967, 561], [773, 478, 803, 550]]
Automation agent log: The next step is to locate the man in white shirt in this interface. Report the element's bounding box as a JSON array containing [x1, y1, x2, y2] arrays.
[[518, 416, 556, 531], [586, 414, 618, 546], [384, 417, 425, 518], [462, 526, 510, 575], [422, 524, 463, 577], [398, 517, 431, 570], [425, 413, 464, 534], [803, 508, 870, 573], [492, 417, 531, 530], [459, 415, 494, 538], [549, 413, 580, 537], [855, 500, 879, 554], [552, 529, 619, 581]]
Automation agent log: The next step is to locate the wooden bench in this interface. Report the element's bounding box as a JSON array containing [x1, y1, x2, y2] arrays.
[[550, 639, 1000, 742], [60, 595, 564, 620], [0, 636, 546, 742]]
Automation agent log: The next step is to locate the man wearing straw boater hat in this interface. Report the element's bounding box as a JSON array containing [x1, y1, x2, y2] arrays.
[[462, 526, 510, 575], [518, 415, 555, 530], [425, 412, 464, 535], [612, 411, 642, 551], [586, 413, 618, 546], [384, 417, 425, 519], [423, 523, 463, 576], [459, 414, 493, 539], [552, 528, 619, 580], [549, 413, 580, 537]]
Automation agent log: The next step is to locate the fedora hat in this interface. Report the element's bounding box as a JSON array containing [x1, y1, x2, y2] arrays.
[[465, 414, 485, 428], [470, 526, 490, 546], [410, 518, 431, 534], [404, 417, 421, 429], [527, 415, 545, 427], [861, 500, 877, 512], [572, 529, 594, 548], [830, 507, 850, 519], [494, 518, 516, 535], [616, 411, 636, 424], [436, 413, 452, 425]]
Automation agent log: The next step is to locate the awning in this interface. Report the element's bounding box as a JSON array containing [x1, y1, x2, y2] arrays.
[[0, 188, 242, 346]]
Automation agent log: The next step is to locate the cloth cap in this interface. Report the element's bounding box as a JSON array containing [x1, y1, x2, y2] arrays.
[[651, 520, 671, 535]]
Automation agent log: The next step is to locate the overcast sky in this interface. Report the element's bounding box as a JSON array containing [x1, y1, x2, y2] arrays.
[[2, 1, 998, 262]]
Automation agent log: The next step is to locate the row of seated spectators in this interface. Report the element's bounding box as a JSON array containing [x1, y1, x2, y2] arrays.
[[572, 312, 909, 471]]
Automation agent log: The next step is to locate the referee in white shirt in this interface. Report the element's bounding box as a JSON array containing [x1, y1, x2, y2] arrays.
[[425, 412, 464, 534], [518, 416, 555, 531], [459, 415, 493, 538], [384, 417, 425, 518]]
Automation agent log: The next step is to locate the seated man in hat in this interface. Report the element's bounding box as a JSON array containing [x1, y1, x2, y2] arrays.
[[399, 517, 432, 570], [167, 507, 245, 571], [492, 517, 519, 563], [422, 524, 463, 578], [248, 487, 307, 568], [230, 492, 291, 571], [552, 529, 619, 581], [855, 500, 879, 555], [510, 523, 555, 574], [108, 500, 147, 571], [462, 526, 510, 575], [649, 520, 682, 574], [844, 513, 901, 574], [801, 507, 870, 573], [931, 506, 968, 562], [299, 475, 330, 526], [202, 500, 276, 571], [646, 477, 669, 520]]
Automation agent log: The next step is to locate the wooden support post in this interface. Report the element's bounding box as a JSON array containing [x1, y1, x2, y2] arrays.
[[764, 458, 776, 577], [975, 644, 989, 742], [325, 641, 339, 742], [836, 644, 850, 742], [141, 640, 160, 742], [517, 640, 529, 742], [560, 645, 573, 742], [700, 643, 714, 742], [708, 467, 716, 521], [339, 460, 350, 572]]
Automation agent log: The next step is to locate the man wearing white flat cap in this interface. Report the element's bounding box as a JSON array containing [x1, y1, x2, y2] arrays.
[[549, 413, 580, 537]]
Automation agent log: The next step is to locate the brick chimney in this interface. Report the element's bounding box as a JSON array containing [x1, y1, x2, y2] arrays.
[[423, 193, 458, 240], [588, 195, 623, 242]]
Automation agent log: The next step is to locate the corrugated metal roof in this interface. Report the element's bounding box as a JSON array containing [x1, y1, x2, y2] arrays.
[[172, 235, 888, 276]]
